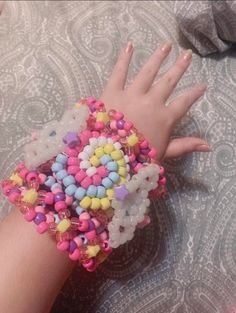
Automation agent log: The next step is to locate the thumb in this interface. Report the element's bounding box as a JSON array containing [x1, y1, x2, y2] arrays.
[[163, 137, 211, 160]]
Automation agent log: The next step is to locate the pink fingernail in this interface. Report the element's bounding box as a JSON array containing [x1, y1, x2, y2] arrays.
[[183, 49, 192, 61], [196, 144, 212, 152], [161, 42, 171, 53], [197, 84, 207, 92], [125, 42, 133, 54]]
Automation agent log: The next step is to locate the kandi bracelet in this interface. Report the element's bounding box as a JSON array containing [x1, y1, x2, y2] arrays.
[[1, 97, 166, 272]]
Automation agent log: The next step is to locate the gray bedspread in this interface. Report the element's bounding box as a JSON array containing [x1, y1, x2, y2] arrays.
[[0, 1, 236, 312]]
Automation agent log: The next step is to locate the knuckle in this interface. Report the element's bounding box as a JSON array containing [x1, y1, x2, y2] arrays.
[[164, 75, 177, 89]]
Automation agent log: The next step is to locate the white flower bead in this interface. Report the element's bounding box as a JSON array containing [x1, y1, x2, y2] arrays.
[[98, 137, 107, 146], [80, 160, 91, 169], [78, 152, 89, 160], [114, 142, 122, 150], [83, 145, 94, 156], [86, 166, 97, 177], [89, 138, 98, 147]]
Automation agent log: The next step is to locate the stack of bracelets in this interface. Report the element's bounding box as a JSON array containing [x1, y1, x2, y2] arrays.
[[1, 97, 166, 272]]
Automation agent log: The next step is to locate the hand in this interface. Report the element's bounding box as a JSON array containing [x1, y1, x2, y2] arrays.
[[100, 42, 210, 163]]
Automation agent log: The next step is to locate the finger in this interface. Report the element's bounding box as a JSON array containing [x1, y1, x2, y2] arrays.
[[150, 49, 192, 102], [168, 84, 207, 121], [163, 137, 211, 160], [105, 42, 133, 90], [131, 42, 172, 93]]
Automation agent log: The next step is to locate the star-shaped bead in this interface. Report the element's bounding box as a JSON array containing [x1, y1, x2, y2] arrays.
[[114, 185, 129, 200], [63, 132, 80, 147]]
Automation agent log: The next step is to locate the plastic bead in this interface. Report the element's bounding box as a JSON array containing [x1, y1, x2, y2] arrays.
[[104, 143, 114, 154], [96, 112, 109, 123], [34, 213, 46, 225], [106, 161, 118, 172], [102, 177, 113, 189], [86, 166, 97, 177], [9, 173, 23, 186], [101, 198, 110, 210], [90, 198, 101, 210], [127, 134, 138, 147], [23, 189, 38, 204], [110, 150, 123, 160], [57, 219, 71, 233], [80, 176, 93, 189], [95, 147, 104, 158], [80, 196, 92, 209], [55, 201, 67, 212], [56, 153, 68, 164], [74, 187, 86, 200], [36, 221, 48, 234], [97, 186, 106, 198], [63, 175, 76, 187], [87, 185, 97, 197], [65, 184, 77, 196], [97, 166, 108, 178], [75, 170, 86, 183], [118, 167, 127, 177], [108, 172, 120, 182], [56, 169, 68, 180], [106, 188, 114, 199], [51, 162, 64, 172], [100, 154, 112, 165], [92, 174, 102, 186], [86, 245, 100, 257]]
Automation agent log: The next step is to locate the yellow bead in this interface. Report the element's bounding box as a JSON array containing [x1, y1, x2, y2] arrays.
[[106, 188, 114, 199], [104, 143, 114, 154], [111, 150, 123, 160], [117, 158, 126, 166], [118, 166, 127, 177], [119, 177, 127, 185], [90, 198, 101, 210], [95, 147, 104, 158], [74, 102, 82, 109], [22, 189, 38, 204], [127, 134, 139, 147], [90, 155, 100, 167], [57, 219, 71, 233], [96, 112, 109, 123], [80, 196, 91, 209], [10, 173, 23, 186], [87, 245, 101, 257], [101, 197, 110, 210]]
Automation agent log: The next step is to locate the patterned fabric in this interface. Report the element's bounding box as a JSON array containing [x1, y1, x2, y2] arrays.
[[0, 1, 235, 312], [175, 0, 236, 56]]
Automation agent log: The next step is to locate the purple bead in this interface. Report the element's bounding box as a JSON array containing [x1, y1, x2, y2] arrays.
[[87, 220, 95, 231], [140, 148, 150, 155], [96, 225, 106, 234], [68, 240, 77, 253], [63, 132, 80, 147], [54, 192, 66, 202], [9, 187, 21, 195], [116, 119, 125, 129], [34, 213, 46, 225], [89, 103, 96, 113], [114, 185, 129, 200]]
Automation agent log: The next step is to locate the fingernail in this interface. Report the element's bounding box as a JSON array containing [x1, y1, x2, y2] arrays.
[[161, 42, 171, 53], [125, 42, 133, 54], [197, 84, 207, 92], [196, 144, 212, 152], [183, 49, 192, 61]]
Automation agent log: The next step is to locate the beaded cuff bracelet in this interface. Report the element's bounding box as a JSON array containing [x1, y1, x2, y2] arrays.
[[1, 97, 166, 272]]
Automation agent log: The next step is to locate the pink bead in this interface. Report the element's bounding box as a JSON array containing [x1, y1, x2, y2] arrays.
[[112, 135, 120, 142], [36, 221, 48, 234], [26, 172, 38, 183], [87, 97, 96, 105], [65, 147, 78, 157], [67, 165, 80, 175], [55, 201, 67, 212], [46, 213, 54, 223], [79, 212, 90, 220], [99, 231, 108, 241], [159, 166, 165, 176], [92, 174, 102, 186], [57, 240, 69, 251], [78, 220, 89, 232], [24, 210, 36, 222], [75, 170, 86, 183], [83, 258, 94, 269], [140, 140, 149, 149], [92, 131, 100, 138], [110, 120, 117, 130], [8, 192, 20, 203], [69, 248, 81, 261], [129, 153, 136, 162], [148, 148, 157, 158], [81, 176, 92, 189], [134, 163, 144, 173], [38, 173, 47, 184], [35, 206, 45, 213], [2, 183, 12, 195], [114, 111, 124, 120], [95, 121, 105, 130], [73, 236, 83, 247], [45, 192, 54, 205], [91, 218, 100, 228], [124, 121, 133, 131], [159, 177, 167, 186], [80, 130, 91, 145], [19, 168, 28, 179], [16, 163, 25, 171], [68, 157, 79, 166], [97, 166, 108, 178], [85, 230, 96, 240], [52, 188, 62, 195], [117, 129, 127, 137], [65, 195, 73, 205], [95, 100, 104, 110], [102, 240, 112, 253]]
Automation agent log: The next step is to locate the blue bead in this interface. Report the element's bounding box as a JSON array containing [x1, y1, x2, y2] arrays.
[[65, 184, 77, 196], [56, 169, 68, 180], [102, 177, 113, 188], [44, 176, 56, 187], [109, 172, 120, 182], [87, 185, 97, 197], [51, 162, 63, 172], [51, 183, 62, 191], [74, 187, 86, 200], [56, 153, 68, 164], [106, 161, 118, 172], [54, 214, 60, 224], [97, 186, 106, 198], [75, 206, 85, 215], [100, 154, 112, 165], [63, 175, 76, 187]]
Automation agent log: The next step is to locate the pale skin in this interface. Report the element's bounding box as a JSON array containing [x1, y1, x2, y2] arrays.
[[0, 42, 210, 313]]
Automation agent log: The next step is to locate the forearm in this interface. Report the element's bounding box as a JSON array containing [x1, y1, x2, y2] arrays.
[[0, 207, 75, 313]]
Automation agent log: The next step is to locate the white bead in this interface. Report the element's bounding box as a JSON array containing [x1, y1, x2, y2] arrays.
[[107, 138, 113, 144], [126, 164, 130, 172], [111, 199, 122, 210], [80, 160, 91, 169], [98, 137, 107, 146], [83, 145, 94, 156], [89, 138, 98, 147], [78, 151, 89, 160], [124, 155, 129, 163], [114, 142, 122, 150], [86, 166, 97, 177]]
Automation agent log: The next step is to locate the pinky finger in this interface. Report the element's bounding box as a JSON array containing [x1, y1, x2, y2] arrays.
[[163, 137, 211, 160]]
